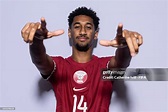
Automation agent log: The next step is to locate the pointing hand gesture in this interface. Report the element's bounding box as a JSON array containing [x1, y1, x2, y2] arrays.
[[21, 17, 64, 44], [99, 24, 143, 57]]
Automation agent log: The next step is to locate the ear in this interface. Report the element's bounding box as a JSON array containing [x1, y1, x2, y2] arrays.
[[68, 28, 71, 38], [94, 30, 99, 39]]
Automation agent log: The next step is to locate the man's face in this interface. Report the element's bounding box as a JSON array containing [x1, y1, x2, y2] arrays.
[[68, 15, 98, 51]]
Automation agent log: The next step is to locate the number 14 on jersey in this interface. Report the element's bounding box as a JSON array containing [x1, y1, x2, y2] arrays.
[[73, 95, 88, 112]]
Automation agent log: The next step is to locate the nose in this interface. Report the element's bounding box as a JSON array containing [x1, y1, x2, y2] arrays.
[[80, 27, 86, 35]]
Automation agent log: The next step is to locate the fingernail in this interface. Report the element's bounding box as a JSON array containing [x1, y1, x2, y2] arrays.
[[29, 42, 33, 45], [38, 24, 41, 29], [131, 53, 136, 57]]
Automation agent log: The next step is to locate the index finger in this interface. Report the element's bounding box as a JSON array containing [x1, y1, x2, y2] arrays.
[[41, 17, 47, 30], [116, 23, 127, 46], [116, 23, 123, 38]]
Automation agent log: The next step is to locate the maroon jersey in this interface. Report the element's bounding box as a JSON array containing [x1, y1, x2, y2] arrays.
[[48, 55, 113, 112]]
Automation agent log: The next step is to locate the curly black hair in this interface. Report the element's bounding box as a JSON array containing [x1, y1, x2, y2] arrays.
[[68, 7, 100, 31]]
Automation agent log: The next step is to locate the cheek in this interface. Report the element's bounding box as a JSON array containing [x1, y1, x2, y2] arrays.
[[71, 31, 79, 37], [89, 32, 96, 38]]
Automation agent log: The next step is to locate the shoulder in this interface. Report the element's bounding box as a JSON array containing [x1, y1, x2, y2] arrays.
[[93, 55, 114, 67], [97, 55, 113, 61], [50, 56, 72, 68], [50, 56, 66, 63], [51, 56, 64, 60]]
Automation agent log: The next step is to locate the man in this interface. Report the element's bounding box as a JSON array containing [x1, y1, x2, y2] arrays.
[[21, 7, 143, 112]]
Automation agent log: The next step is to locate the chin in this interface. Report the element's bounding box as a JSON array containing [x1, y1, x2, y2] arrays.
[[75, 43, 90, 52]]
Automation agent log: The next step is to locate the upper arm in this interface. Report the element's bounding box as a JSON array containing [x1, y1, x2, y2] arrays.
[[108, 56, 118, 68], [41, 56, 64, 81], [35, 54, 55, 76], [41, 57, 56, 80]]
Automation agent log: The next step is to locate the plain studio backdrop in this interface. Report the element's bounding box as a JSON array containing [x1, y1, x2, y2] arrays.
[[0, 0, 168, 112]]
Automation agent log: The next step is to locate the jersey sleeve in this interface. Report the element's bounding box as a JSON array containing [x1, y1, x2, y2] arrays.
[[41, 59, 56, 80], [41, 56, 65, 84], [99, 56, 113, 68]]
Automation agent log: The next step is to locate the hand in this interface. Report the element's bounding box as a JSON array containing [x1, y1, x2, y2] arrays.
[[99, 23, 143, 56], [21, 17, 64, 44]]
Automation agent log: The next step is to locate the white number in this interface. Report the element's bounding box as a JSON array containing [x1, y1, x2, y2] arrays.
[[73, 95, 87, 112], [73, 95, 77, 112]]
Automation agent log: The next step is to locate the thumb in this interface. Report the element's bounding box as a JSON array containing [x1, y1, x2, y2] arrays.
[[47, 30, 64, 38], [99, 39, 117, 47]]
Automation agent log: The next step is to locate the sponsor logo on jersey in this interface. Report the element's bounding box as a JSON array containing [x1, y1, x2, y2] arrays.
[[73, 70, 88, 84], [73, 87, 87, 91]]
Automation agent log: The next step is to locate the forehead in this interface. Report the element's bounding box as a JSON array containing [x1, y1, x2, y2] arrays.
[[73, 15, 93, 25]]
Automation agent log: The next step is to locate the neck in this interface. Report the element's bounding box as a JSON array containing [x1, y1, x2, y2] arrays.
[[72, 46, 93, 63]]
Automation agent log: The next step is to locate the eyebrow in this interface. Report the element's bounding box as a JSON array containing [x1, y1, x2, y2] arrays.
[[73, 22, 93, 26]]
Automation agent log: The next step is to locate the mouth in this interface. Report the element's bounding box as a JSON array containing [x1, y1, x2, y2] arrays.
[[77, 36, 89, 42]]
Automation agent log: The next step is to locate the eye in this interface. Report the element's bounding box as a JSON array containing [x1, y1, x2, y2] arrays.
[[86, 26, 92, 30], [74, 25, 80, 29]]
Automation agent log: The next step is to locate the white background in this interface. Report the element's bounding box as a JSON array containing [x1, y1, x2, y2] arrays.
[[0, 0, 168, 112]]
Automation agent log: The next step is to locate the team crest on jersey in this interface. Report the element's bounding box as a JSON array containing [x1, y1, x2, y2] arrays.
[[73, 70, 88, 84]]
